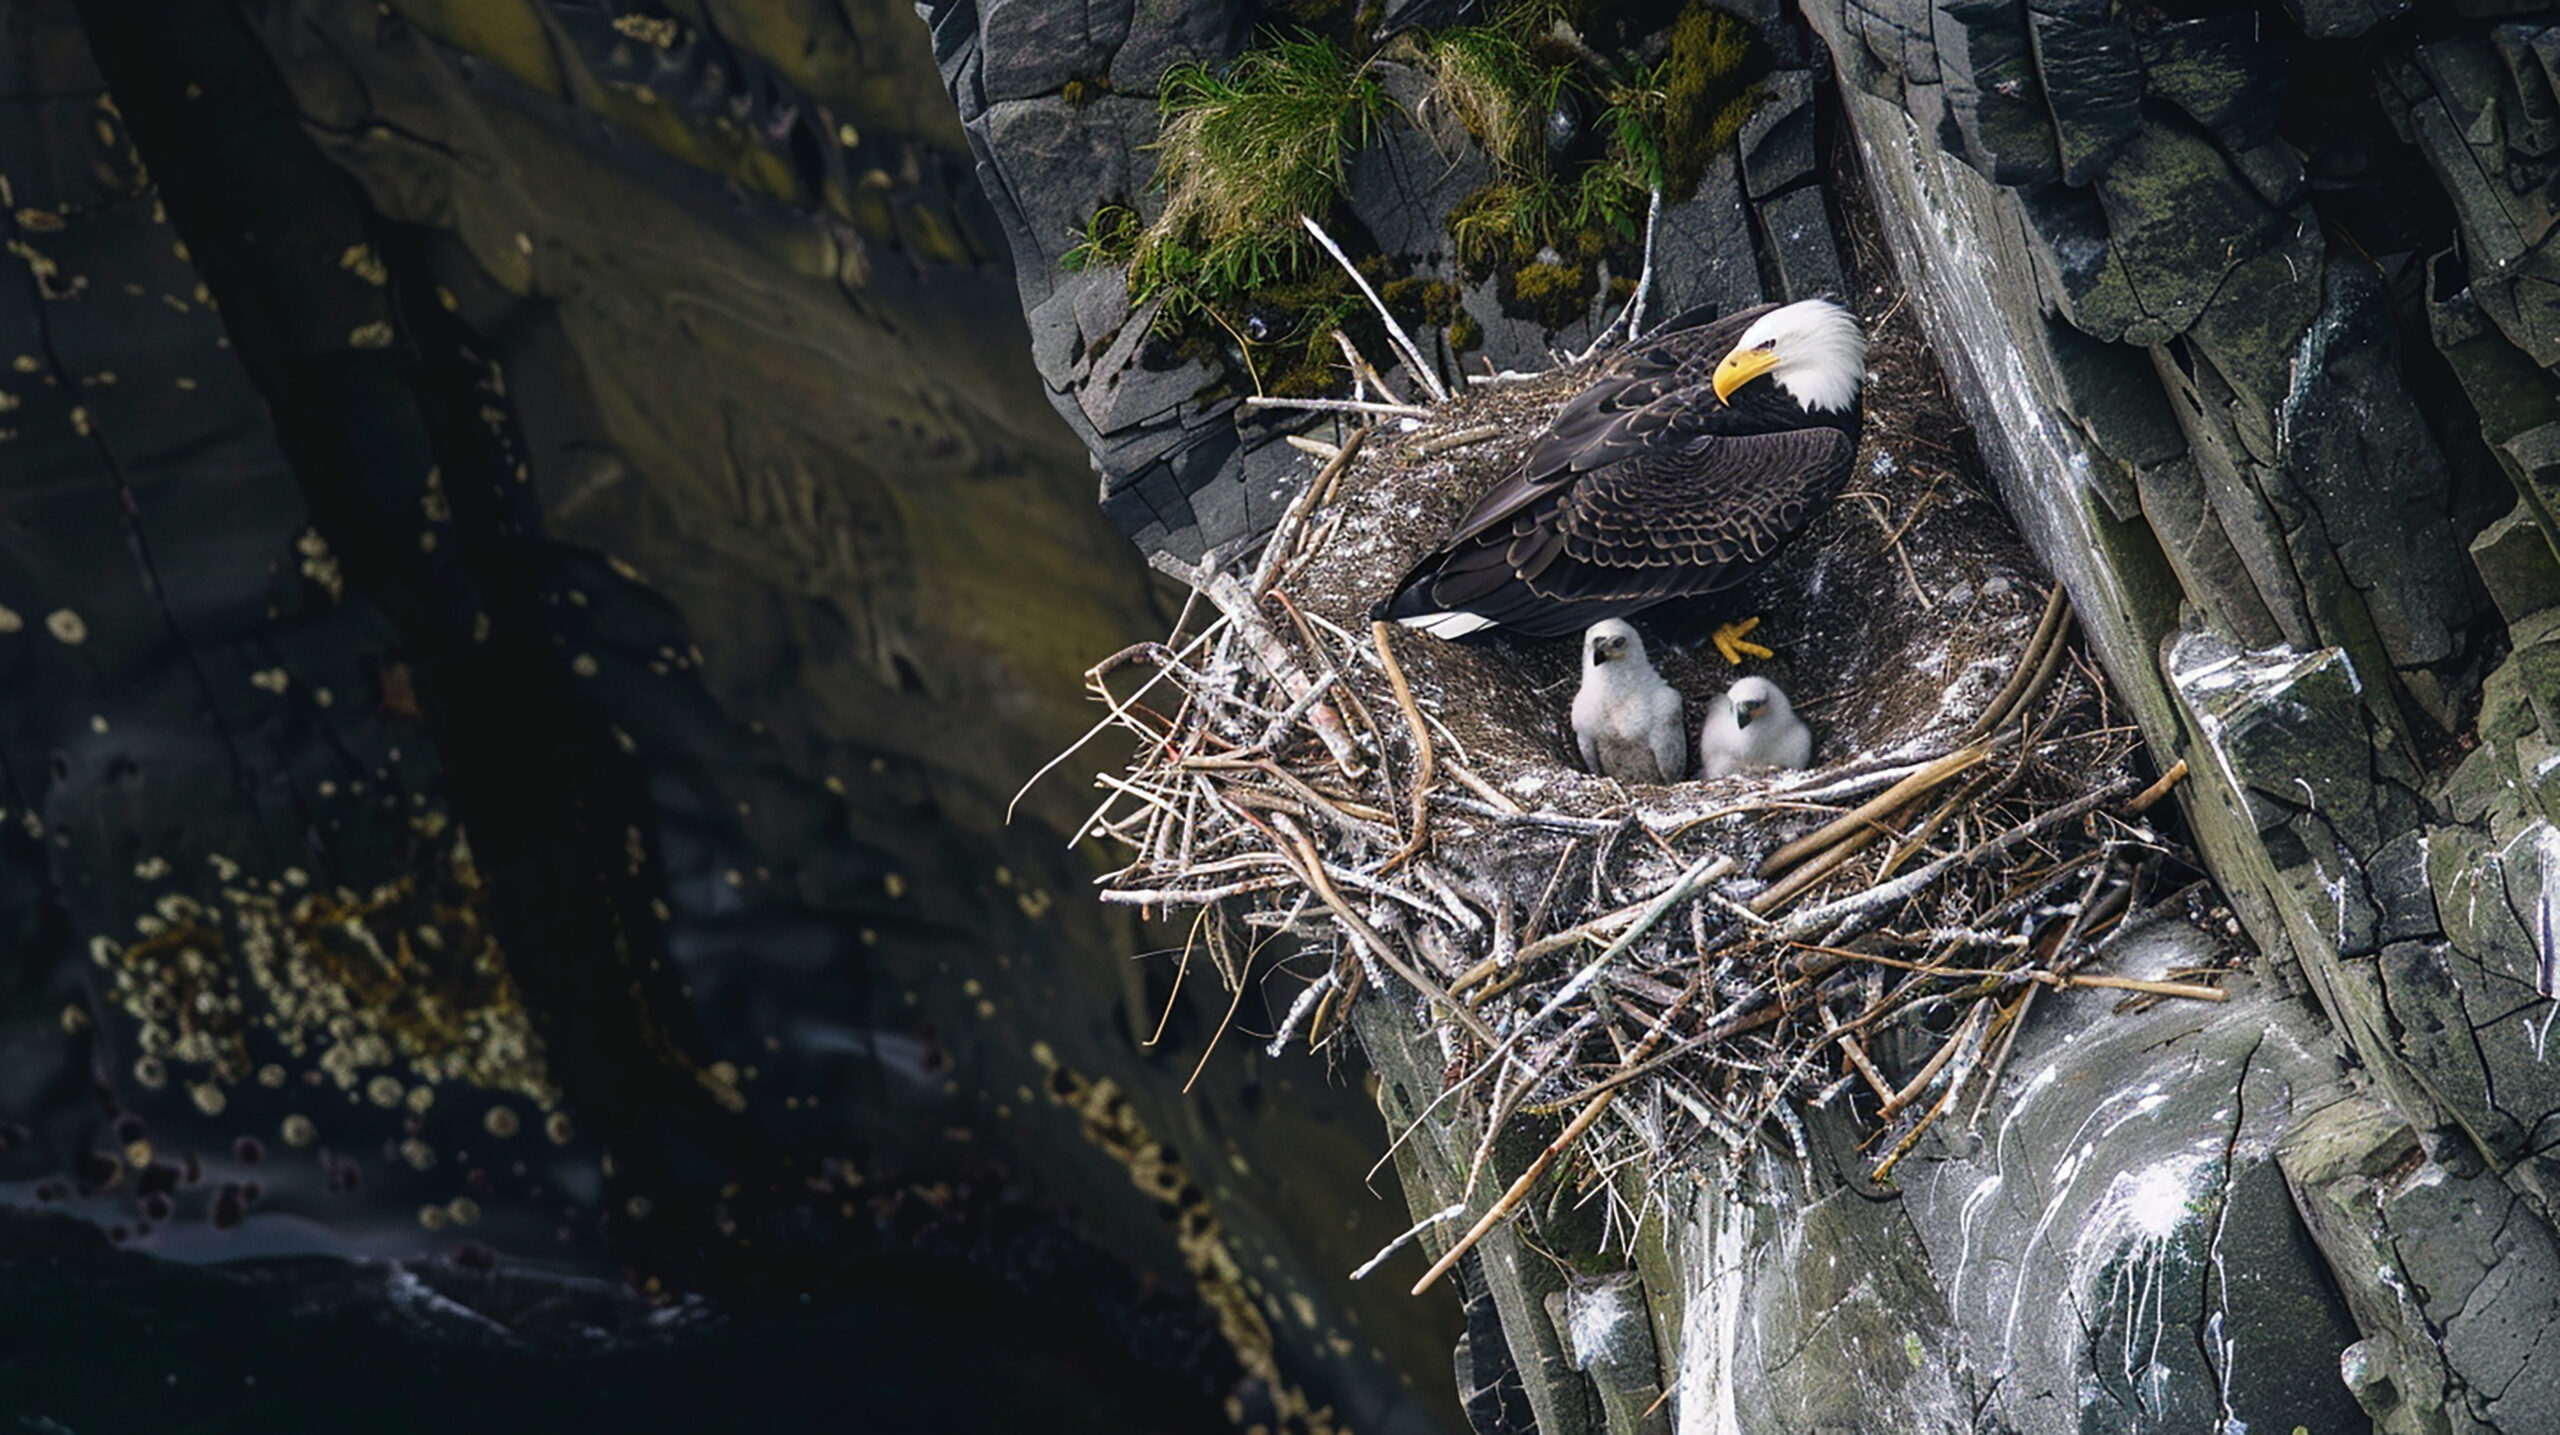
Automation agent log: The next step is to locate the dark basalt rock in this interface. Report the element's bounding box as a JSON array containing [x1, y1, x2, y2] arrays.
[[1934, 0, 2062, 185], [2026, 12, 2142, 185], [2139, 16, 2286, 149], [2, 1, 1470, 1429]]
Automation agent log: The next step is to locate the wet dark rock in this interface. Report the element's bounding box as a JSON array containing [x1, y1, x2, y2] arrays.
[[2139, 16, 2284, 148], [2025, 13, 2141, 185], [1737, 70, 1819, 201], [2092, 124, 2289, 343], [1758, 186, 1845, 300], [1935, 0, 2061, 184], [2136, 456, 2288, 646], [0, 2, 1470, 1428], [2469, 508, 2560, 625], [2283, 0, 2413, 39]]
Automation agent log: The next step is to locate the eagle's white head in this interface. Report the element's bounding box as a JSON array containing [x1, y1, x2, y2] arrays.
[[1714, 298, 1867, 415]]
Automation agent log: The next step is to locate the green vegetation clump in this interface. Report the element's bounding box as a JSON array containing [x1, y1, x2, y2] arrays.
[[1061, 34, 1392, 393], [1425, 3, 1762, 273], [1508, 259, 1593, 327], [1641, 5, 1760, 198], [1060, 3, 1765, 393], [1133, 35, 1386, 306]]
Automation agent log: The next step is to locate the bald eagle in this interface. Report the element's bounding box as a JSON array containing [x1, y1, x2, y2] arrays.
[[1376, 297, 1866, 653]]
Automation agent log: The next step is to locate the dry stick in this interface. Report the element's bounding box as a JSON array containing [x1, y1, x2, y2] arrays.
[[1196, 570, 1365, 776], [1877, 998, 1990, 1120], [1839, 1031, 1896, 1102], [1438, 794, 1625, 833], [1416, 425, 1506, 456], [1878, 768, 1997, 881], [1515, 855, 1733, 1032], [1416, 1063, 1633, 1294], [2007, 612, 2078, 740], [1443, 759, 1525, 814], [1409, 854, 1731, 1294], [1372, 621, 1436, 872], [1274, 818, 1500, 1050], [1253, 430, 1369, 599], [1869, 1054, 1969, 1186], [1759, 746, 1988, 879], [1464, 1012, 1598, 1200], [1748, 755, 1988, 915], [1183, 960, 1256, 1094], [1144, 910, 1208, 1047], [2045, 971, 2227, 1001], [1098, 876, 1296, 906], [1285, 434, 1341, 462], [1015, 617, 1229, 825], [1276, 592, 1384, 749], [1964, 986, 2038, 1133], [1333, 330, 1410, 407], [1957, 851, 2113, 1128], [1572, 186, 1665, 359], [1415, 863, 1487, 932], [1253, 762, 1398, 842], [1243, 394, 1430, 419], [1301, 214, 1449, 401], [1962, 584, 2071, 744], [2126, 758, 2190, 815], [1175, 770, 1204, 869], [1749, 834, 1876, 917], [1350, 1201, 1468, 1282], [1512, 894, 1652, 967], [1547, 1002, 1791, 1113], [1763, 776, 2137, 945]]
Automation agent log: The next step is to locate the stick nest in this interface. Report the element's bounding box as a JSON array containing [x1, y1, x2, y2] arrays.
[[1059, 281, 2215, 1251]]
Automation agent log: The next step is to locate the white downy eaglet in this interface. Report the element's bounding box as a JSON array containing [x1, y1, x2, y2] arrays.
[[1571, 619, 1687, 784], [1698, 674, 1810, 777]]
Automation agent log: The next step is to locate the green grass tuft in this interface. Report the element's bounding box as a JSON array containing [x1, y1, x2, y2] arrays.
[[1130, 35, 1386, 310]]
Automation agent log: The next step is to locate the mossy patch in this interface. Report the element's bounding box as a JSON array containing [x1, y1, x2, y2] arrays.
[[1060, 76, 1115, 108], [1421, 3, 1761, 305], [1132, 34, 1386, 305], [1648, 4, 1762, 198], [1507, 259, 1593, 328], [1381, 275, 1461, 327]]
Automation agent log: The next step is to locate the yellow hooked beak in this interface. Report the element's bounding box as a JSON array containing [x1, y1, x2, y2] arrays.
[[1712, 345, 1779, 404]]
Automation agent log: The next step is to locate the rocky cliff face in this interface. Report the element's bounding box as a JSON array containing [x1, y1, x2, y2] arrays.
[[0, 1, 1460, 1429], [1808, 0, 2560, 1425], [942, 0, 2560, 1431]]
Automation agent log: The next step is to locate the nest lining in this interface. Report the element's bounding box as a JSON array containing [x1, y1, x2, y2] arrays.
[[1065, 280, 2218, 1280]]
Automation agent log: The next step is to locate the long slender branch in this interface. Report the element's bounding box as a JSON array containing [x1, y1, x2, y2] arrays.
[[1300, 214, 1449, 401]]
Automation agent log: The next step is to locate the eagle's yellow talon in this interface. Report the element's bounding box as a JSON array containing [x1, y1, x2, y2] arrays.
[[1714, 616, 1773, 665]]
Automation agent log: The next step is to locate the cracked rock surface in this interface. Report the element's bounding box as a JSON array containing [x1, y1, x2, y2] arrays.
[[945, 0, 2560, 1431]]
